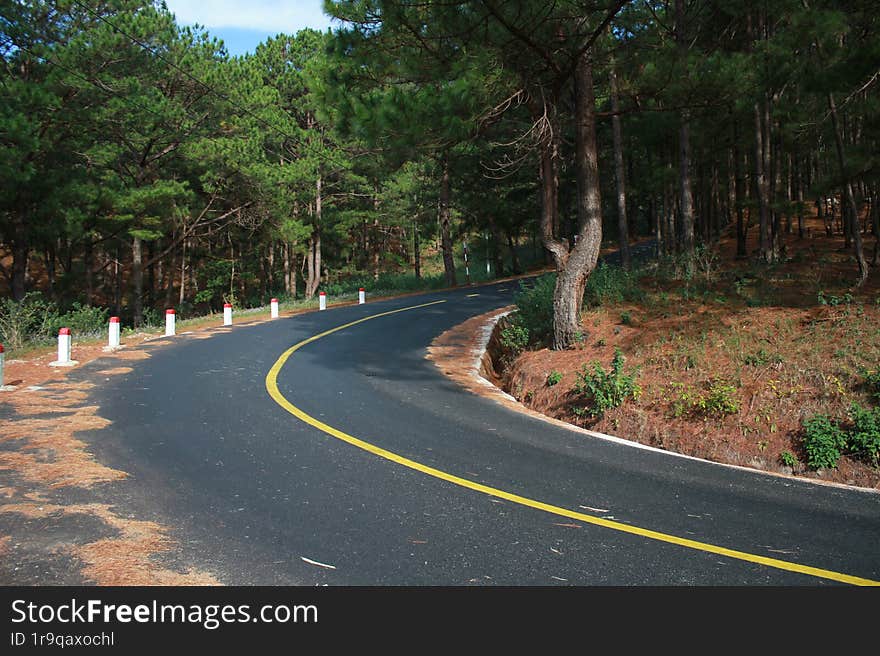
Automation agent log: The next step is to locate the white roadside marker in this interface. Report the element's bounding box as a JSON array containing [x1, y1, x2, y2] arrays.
[[49, 328, 78, 367]]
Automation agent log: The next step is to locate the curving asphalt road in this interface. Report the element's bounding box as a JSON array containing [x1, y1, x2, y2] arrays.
[[76, 282, 880, 586]]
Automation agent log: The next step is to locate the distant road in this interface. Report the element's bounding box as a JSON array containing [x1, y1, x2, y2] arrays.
[[81, 282, 880, 585]]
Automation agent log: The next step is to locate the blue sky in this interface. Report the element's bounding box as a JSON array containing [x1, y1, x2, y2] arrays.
[[163, 1, 338, 57]]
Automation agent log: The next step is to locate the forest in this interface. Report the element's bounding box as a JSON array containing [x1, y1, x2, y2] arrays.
[[0, 0, 877, 347]]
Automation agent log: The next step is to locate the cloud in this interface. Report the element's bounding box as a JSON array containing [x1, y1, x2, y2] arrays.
[[163, 0, 334, 32]]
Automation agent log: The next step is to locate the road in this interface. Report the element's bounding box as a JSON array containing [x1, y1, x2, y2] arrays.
[[76, 282, 880, 585]]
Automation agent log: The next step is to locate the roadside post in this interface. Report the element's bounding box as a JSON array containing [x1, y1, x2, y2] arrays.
[[49, 328, 77, 367], [319, 291, 327, 310], [165, 309, 176, 336], [359, 288, 366, 304], [270, 298, 279, 318], [108, 317, 120, 348], [224, 303, 233, 326]]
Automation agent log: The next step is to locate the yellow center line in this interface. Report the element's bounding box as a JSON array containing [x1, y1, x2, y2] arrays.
[[265, 301, 879, 586]]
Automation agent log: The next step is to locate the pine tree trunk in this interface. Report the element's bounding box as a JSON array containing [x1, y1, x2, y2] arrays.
[[439, 157, 457, 288], [679, 114, 696, 255], [45, 245, 56, 301], [11, 213, 28, 301], [305, 233, 321, 299], [132, 236, 144, 326], [372, 219, 381, 281], [552, 54, 603, 351], [84, 236, 94, 306], [507, 232, 521, 275], [179, 238, 187, 306], [827, 92, 868, 286], [164, 243, 175, 309], [753, 102, 771, 261], [610, 63, 631, 269], [675, 0, 695, 255], [733, 132, 747, 258], [871, 188, 879, 266]]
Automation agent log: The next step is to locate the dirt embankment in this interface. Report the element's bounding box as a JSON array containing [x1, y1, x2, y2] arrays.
[[430, 302, 880, 493]]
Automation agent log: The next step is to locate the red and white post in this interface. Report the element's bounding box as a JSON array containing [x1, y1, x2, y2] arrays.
[[359, 288, 366, 304], [108, 316, 121, 348], [165, 309, 176, 336], [48, 327, 77, 367], [223, 303, 233, 326], [319, 291, 327, 311], [58, 328, 71, 363], [270, 298, 279, 319]]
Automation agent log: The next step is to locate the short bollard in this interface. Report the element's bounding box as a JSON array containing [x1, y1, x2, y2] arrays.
[[224, 303, 233, 326], [58, 328, 71, 364], [165, 309, 176, 336], [359, 288, 366, 304], [319, 292, 326, 311], [270, 298, 279, 319], [108, 317, 121, 348], [49, 328, 77, 367]]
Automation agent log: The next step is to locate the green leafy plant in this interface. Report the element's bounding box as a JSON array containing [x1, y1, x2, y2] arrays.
[[742, 348, 783, 367], [620, 311, 633, 326], [670, 380, 740, 419], [48, 303, 109, 338], [693, 381, 740, 417], [572, 348, 641, 417], [801, 404, 880, 470], [846, 403, 880, 466], [780, 451, 799, 468], [499, 317, 530, 363], [802, 414, 847, 469], [512, 274, 556, 345], [546, 370, 563, 387], [817, 291, 853, 306], [584, 262, 644, 308], [859, 368, 880, 404]]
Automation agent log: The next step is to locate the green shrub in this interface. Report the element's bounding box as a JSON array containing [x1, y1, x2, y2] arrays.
[[572, 348, 641, 417], [817, 291, 853, 306], [693, 381, 740, 417], [0, 293, 58, 349], [780, 451, 799, 468], [802, 414, 847, 469], [860, 368, 880, 404], [847, 403, 880, 466], [546, 370, 563, 387], [670, 380, 740, 419], [49, 303, 109, 338], [584, 262, 643, 308], [141, 307, 162, 328], [499, 316, 530, 363], [512, 274, 555, 345]]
